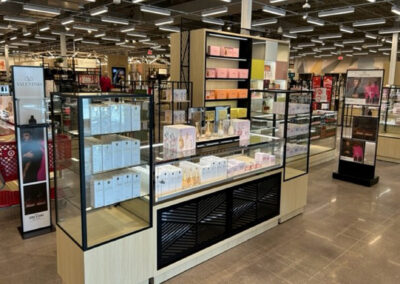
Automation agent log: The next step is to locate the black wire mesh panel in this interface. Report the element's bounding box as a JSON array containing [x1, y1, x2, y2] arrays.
[[157, 173, 281, 269]]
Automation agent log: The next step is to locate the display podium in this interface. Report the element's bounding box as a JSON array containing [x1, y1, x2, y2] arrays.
[[333, 69, 384, 186]]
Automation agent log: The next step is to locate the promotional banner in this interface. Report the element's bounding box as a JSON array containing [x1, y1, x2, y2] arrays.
[[345, 70, 384, 105], [12, 66, 52, 237]]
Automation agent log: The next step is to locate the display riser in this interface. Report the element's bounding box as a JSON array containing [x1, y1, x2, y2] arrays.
[[332, 172, 379, 187]]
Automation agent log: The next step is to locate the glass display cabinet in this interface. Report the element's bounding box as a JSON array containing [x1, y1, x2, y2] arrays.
[[250, 89, 313, 181], [153, 132, 284, 203], [380, 86, 400, 134], [51, 92, 153, 250], [310, 110, 337, 157]]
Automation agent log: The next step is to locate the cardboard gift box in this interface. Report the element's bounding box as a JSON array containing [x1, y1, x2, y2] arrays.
[[227, 89, 238, 99], [231, 48, 240, 58], [237, 89, 248, 98], [208, 45, 221, 56], [163, 124, 196, 152], [227, 68, 239, 79], [215, 68, 228, 78], [206, 68, 216, 78], [206, 90, 215, 100], [231, 119, 250, 143], [215, 89, 228, 100], [238, 69, 249, 79]]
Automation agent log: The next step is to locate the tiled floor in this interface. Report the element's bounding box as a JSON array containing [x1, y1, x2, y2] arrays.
[[1, 159, 400, 284]]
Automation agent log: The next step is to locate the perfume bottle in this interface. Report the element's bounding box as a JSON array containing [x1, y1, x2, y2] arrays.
[[218, 120, 224, 137], [205, 121, 212, 138], [195, 122, 201, 139], [228, 120, 234, 136]]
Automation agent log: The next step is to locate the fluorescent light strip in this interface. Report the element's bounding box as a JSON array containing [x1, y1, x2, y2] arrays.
[[320, 54, 332, 57], [102, 37, 120, 42], [365, 33, 377, 39], [344, 39, 364, 44], [10, 36, 17, 40], [120, 26, 135, 33], [353, 18, 385, 27], [11, 42, 29, 46], [90, 6, 108, 16], [208, 33, 247, 41], [334, 43, 344, 48], [61, 17, 74, 25], [23, 4, 60, 15], [319, 46, 336, 50], [289, 26, 314, 33], [283, 33, 296, 39], [141, 5, 171, 16], [23, 32, 31, 36], [82, 40, 99, 45], [74, 37, 83, 42], [319, 33, 342, 40], [202, 17, 224, 26], [155, 18, 174, 26], [369, 49, 377, 53], [252, 18, 278, 27], [101, 16, 129, 25], [94, 32, 106, 38], [301, 52, 316, 56], [35, 34, 56, 41], [340, 25, 354, 34], [0, 24, 18, 30], [292, 46, 303, 50], [353, 46, 362, 50], [159, 26, 180, 32], [341, 49, 353, 53], [39, 25, 50, 32], [311, 38, 324, 44], [354, 52, 368, 55], [382, 52, 389, 56], [22, 39, 41, 44], [378, 47, 391, 51], [391, 6, 400, 16], [51, 31, 75, 37], [73, 25, 98, 32], [379, 28, 400, 35], [307, 17, 324, 26], [262, 5, 286, 16], [4, 16, 36, 24], [139, 38, 150, 42], [318, 7, 354, 17], [127, 32, 147, 38], [298, 43, 315, 48], [364, 43, 382, 48]]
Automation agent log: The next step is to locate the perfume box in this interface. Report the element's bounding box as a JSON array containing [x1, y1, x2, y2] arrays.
[[100, 105, 111, 134], [92, 144, 103, 174], [131, 104, 141, 131], [131, 172, 141, 198], [131, 138, 141, 165], [208, 45, 220, 56], [215, 89, 228, 100], [120, 104, 132, 132], [163, 125, 196, 152], [109, 103, 121, 133], [84, 146, 92, 175], [112, 140, 123, 169], [215, 68, 228, 78], [206, 90, 215, 100], [227, 68, 239, 79], [237, 89, 248, 98], [103, 176, 114, 205], [90, 178, 104, 208], [102, 143, 113, 171], [231, 119, 251, 142], [174, 89, 187, 101], [238, 69, 249, 79], [121, 172, 133, 201], [112, 174, 124, 203], [121, 140, 132, 167], [231, 47, 239, 58], [89, 104, 101, 135], [206, 68, 216, 78]]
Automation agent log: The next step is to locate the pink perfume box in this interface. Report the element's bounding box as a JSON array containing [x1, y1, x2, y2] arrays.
[[208, 45, 220, 56], [215, 68, 228, 78], [231, 48, 239, 58], [227, 68, 239, 79], [206, 68, 216, 78], [238, 69, 249, 79]]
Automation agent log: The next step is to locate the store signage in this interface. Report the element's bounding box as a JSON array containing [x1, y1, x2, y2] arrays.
[[12, 66, 52, 237]]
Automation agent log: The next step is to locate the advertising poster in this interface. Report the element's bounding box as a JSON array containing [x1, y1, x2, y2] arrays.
[[345, 70, 384, 105], [340, 138, 365, 163], [314, 88, 328, 103], [112, 67, 126, 87], [352, 116, 378, 141], [312, 76, 322, 88], [0, 96, 14, 124]]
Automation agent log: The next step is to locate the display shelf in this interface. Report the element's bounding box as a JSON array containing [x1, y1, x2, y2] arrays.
[[206, 55, 247, 62], [205, 98, 249, 102], [51, 92, 153, 250], [206, 78, 247, 81]]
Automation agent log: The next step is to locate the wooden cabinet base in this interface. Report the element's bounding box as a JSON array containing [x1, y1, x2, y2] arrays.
[[377, 134, 400, 163]]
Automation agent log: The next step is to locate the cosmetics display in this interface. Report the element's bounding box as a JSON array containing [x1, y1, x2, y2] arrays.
[[207, 45, 239, 58], [164, 110, 187, 124], [164, 88, 187, 102], [206, 89, 248, 100], [163, 125, 196, 153]]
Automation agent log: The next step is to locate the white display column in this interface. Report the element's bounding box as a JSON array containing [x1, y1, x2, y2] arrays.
[[240, 0, 252, 35], [389, 32, 398, 85], [4, 44, 10, 78], [60, 34, 67, 67]]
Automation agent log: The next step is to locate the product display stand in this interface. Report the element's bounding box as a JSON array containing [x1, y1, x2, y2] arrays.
[[333, 69, 384, 186], [377, 86, 400, 163]]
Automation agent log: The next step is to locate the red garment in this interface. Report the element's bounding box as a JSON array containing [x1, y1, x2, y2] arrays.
[[100, 76, 112, 92]]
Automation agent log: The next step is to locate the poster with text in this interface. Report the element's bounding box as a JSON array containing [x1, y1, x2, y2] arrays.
[[345, 70, 384, 105], [112, 67, 126, 87], [340, 138, 365, 163]]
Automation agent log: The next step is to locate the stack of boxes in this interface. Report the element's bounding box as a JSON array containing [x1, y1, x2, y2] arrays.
[[208, 45, 239, 58], [163, 125, 196, 153]]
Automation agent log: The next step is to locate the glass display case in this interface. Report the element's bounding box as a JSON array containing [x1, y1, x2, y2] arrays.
[[154, 132, 284, 203], [310, 110, 337, 156], [380, 86, 400, 134], [51, 92, 153, 250], [250, 89, 313, 181]]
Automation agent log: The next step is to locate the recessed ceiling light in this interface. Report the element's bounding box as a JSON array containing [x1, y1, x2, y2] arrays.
[[202, 17, 224, 26], [289, 26, 314, 33], [364, 43, 383, 48], [270, 0, 287, 3], [307, 17, 324, 26], [340, 26, 354, 34], [318, 7, 354, 17], [378, 47, 391, 51], [139, 38, 150, 42], [353, 18, 385, 27], [132, 0, 145, 3], [262, 6, 286, 16], [141, 5, 171, 16], [74, 37, 83, 42], [23, 4, 60, 15], [90, 6, 108, 16], [4, 16, 36, 24], [155, 18, 174, 26], [341, 49, 353, 53], [252, 18, 278, 27]]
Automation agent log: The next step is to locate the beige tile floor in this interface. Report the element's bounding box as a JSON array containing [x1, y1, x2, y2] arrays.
[[1, 159, 400, 284]]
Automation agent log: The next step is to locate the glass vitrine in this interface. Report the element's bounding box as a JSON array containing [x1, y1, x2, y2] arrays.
[[51, 92, 153, 250]]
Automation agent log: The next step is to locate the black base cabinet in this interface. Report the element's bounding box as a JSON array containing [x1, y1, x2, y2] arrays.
[[157, 173, 281, 269]]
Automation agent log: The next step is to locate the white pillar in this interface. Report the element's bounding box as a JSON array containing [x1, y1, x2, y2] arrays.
[[389, 33, 398, 86], [60, 34, 67, 67], [4, 44, 9, 78], [241, 0, 252, 35]]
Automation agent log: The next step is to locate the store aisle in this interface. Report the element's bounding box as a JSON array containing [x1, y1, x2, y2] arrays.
[[167, 160, 400, 284], [1, 159, 400, 284]]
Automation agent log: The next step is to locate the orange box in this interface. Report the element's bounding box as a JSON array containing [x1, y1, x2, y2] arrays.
[[206, 90, 215, 100], [227, 89, 238, 99], [238, 89, 248, 98], [215, 89, 228, 100]]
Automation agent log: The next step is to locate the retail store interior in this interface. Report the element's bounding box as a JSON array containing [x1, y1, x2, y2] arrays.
[[0, 0, 400, 283]]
